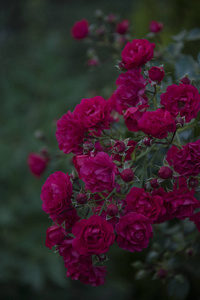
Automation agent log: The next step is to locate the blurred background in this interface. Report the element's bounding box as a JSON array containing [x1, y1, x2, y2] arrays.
[[1, 0, 200, 299]]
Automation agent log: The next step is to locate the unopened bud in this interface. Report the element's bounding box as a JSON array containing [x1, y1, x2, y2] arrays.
[[150, 178, 160, 189], [175, 117, 184, 127], [158, 166, 173, 179], [120, 169, 134, 182], [157, 269, 167, 279], [83, 141, 94, 152], [188, 177, 198, 188], [143, 137, 153, 147], [180, 76, 191, 84], [76, 193, 87, 204], [113, 141, 126, 153], [107, 203, 118, 216]]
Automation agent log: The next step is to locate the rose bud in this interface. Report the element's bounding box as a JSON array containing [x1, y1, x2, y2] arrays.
[[149, 20, 163, 33], [107, 203, 118, 216], [143, 137, 153, 147], [87, 58, 99, 67], [150, 178, 160, 189], [120, 169, 134, 182], [188, 177, 198, 188], [113, 141, 126, 153], [157, 269, 167, 279], [45, 225, 66, 249], [71, 19, 89, 40], [148, 66, 165, 83], [76, 193, 88, 204], [116, 19, 129, 35], [175, 117, 184, 127], [180, 76, 191, 84], [158, 166, 173, 179], [83, 140, 94, 152]]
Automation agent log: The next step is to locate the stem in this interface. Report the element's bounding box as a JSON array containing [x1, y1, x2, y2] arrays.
[[98, 188, 116, 215]]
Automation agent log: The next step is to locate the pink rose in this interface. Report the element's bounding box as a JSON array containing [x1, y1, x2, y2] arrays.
[[115, 69, 147, 114], [56, 111, 86, 154], [116, 212, 153, 252], [163, 187, 200, 220], [171, 140, 200, 177], [27, 153, 48, 178], [72, 154, 89, 178], [125, 187, 166, 222], [71, 19, 89, 40], [80, 152, 118, 192], [138, 108, 176, 139], [124, 105, 149, 132], [41, 171, 72, 220], [72, 215, 115, 255], [148, 66, 165, 82], [160, 84, 200, 123], [74, 96, 110, 130], [116, 19, 129, 34], [121, 39, 155, 69], [149, 20, 163, 33], [45, 225, 66, 249]]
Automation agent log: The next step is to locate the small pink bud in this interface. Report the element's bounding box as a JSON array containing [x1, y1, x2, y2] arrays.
[[143, 137, 153, 147], [113, 141, 126, 153], [148, 66, 165, 83], [188, 177, 198, 188], [107, 203, 118, 216], [180, 76, 191, 84], [157, 269, 167, 279], [76, 193, 87, 204], [175, 117, 184, 127], [150, 178, 160, 189], [116, 19, 129, 35], [149, 20, 163, 33], [120, 169, 134, 182], [158, 166, 173, 179]]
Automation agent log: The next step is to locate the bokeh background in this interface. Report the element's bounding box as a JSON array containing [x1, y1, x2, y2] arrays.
[[1, 0, 200, 299]]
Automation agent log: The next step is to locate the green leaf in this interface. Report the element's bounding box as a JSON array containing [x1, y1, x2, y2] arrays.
[[187, 28, 200, 41], [173, 30, 188, 42], [167, 276, 190, 299]]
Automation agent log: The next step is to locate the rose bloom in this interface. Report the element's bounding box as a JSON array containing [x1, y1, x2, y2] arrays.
[[149, 20, 163, 33], [138, 108, 176, 139], [116, 212, 153, 252], [171, 140, 200, 177], [148, 66, 165, 82], [121, 39, 155, 69], [56, 111, 86, 154], [72, 215, 115, 256], [125, 187, 166, 223], [74, 96, 110, 130], [71, 19, 89, 40], [45, 225, 66, 249], [114, 69, 147, 114], [163, 187, 200, 220], [41, 171, 72, 220], [160, 84, 200, 123], [116, 19, 129, 34], [80, 152, 118, 193], [190, 212, 200, 232], [27, 153, 48, 178], [124, 105, 149, 132]]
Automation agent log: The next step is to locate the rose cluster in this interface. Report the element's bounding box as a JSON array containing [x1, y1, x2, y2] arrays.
[[40, 29, 200, 286]]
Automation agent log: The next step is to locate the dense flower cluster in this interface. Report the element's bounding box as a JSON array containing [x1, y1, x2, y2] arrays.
[[39, 18, 200, 287]]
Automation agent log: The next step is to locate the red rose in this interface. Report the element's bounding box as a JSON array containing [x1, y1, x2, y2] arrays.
[[172, 140, 200, 177], [166, 145, 179, 165], [124, 105, 149, 132], [138, 108, 176, 139], [160, 84, 200, 123], [116, 212, 153, 252], [149, 20, 163, 33], [41, 171, 72, 220], [45, 225, 66, 249], [56, 111, 86, 154], [27, 153, 48, 178], [72, 154, 89, 178], [148, 66, 165, 82], [121, 39, 155, 69], [125, 187, 166, 222], [74, 96, 110, 130], [72, 215, 115, 255], [158, 166, 173, 179], [71, 19, 89, 40], [116, 19, 129, 34], [163, 187, 200, 220], [80, 152, 118, 193], [115, 69, 147, 114]]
